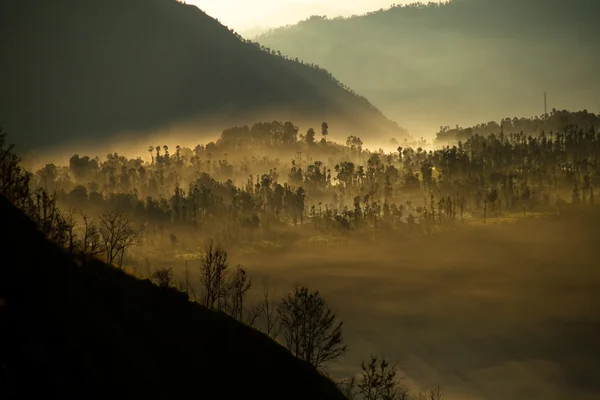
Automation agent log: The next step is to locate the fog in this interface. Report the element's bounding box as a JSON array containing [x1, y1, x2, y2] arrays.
[[20, 110, 598, 399], [3, 0, 599, 398], [234, 215, 600, 400], [255, 0, 600, 137]]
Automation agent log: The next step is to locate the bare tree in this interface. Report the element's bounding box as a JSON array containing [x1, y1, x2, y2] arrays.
[[98, 210, 136, 268], [358, 356, 409, 400], [199, 240, 229, 310], [260, 276, 280, 339], [226, 265, 252, 320], [278, 284, 347, 371], [35, 189, 70, 246], [337, 376, 358, 400], [0, 129, 71, 247], [244, 302, 264, 327], [417, 386, 446, 400], [79, 213, 103, 257], [63, 208, 78, 254]]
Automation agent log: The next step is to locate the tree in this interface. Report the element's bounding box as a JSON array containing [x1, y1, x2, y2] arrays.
[[278, 284, 347, 370], [152, 267, 173, 289], [321, 122, 329, 142], [0, 125, 32, 209], [357, 356, 409, 400], [148, 146, 154, 164], [98, 210, 136, 268], [199, 240, 230, 310], [486, 188, 499, 212], [226, 265, 252, 320], [306, 128, 316, 145], [337, 376, 358, 400], [260, 276, 281, 339], [198, 242, 256, 321], [417, 386, 446, 400], [79, 213, 103, 257]]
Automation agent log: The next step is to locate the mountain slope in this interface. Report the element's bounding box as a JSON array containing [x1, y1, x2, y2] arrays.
[[256, 0, 600, 137], [0, 195, 346, 400], [0, 0, 403, 150]]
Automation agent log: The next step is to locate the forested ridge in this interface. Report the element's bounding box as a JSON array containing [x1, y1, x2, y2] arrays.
[[21, 112, 600, 253], [255, 0, 600, 136], [0, 0, 402, 150]]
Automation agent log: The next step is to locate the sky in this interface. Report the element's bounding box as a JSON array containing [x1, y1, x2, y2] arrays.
[[190, 0, 418, 32]]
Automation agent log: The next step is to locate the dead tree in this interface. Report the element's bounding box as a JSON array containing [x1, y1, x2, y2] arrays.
[[260, 276, 280, 339], [358, 356, 409, 400], [98, 210, 136, 268], [418, 386, 446, 400], [278, 284, 347, 371], [199, 240, 229, 310], [63, 208, 77, 254], [79, 213, 103, 257], [337, 376, 358, 400], [226, 265, 252, 320]]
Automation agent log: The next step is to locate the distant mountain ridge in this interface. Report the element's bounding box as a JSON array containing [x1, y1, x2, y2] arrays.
[[255, 0, 600, 137], [0, 0, 403, 150]]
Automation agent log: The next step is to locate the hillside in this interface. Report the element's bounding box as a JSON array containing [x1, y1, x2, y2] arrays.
[[0, 0, 403, 151], [435, 109, 600, 144], [256, 0, 600, 137], [0, 195, 346, 400]]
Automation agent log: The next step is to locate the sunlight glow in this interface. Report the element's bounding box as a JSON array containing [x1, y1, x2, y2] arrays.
[[189, 0, 436, 31]]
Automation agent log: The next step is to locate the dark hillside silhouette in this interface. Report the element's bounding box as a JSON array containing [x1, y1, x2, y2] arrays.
[[0, 195, 347, 400], [256, 0, 600, 135], [0, 0, 402, 150]]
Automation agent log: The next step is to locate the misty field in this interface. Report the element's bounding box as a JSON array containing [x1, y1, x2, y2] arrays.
[[4, 109, 600, 400], [230, 215, 600, 400]]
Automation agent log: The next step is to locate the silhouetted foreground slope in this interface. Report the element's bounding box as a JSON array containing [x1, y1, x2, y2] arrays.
[[0, 0, 401, 150], [0, 196, 346, 400]]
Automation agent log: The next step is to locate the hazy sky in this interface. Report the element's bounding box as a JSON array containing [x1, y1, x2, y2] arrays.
[[191, 0, 421, 31]]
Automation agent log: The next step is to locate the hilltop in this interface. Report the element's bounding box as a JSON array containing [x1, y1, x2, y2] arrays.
[[0, 0, 403, 151], [256, 0, 600, 137], [0, 195, 346, 400]]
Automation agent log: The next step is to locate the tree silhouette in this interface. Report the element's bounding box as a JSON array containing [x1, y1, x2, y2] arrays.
[[357, 356, 409, 400], [0, 125, 31, 208], [321, 122, 329, 143], [260, 276, 281, 339], [98, 210, 136, 268], [152, 267, 174, 289], [199, 240, 230, 311], [278, 284, 347, 371]]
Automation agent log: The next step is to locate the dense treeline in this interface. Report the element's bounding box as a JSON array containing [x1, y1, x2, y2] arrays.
[[436, 109, 600, 144], [25, 113, 598, 260]]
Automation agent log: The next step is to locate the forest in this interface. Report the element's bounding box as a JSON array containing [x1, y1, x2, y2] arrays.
[[24, 112, 599, 254], [2, 108, 600, 399], [2, 0, 599, 398]]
